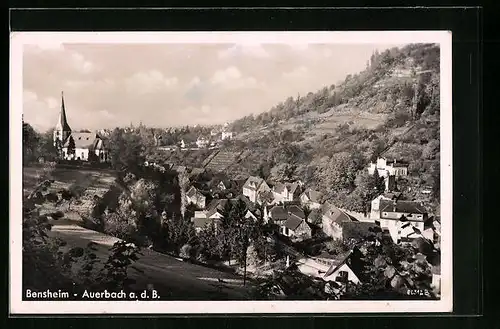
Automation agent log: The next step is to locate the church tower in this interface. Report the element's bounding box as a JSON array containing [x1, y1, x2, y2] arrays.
[[53, 91, 72, 147]]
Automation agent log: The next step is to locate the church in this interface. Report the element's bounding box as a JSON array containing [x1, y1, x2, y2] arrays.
[[53, 92, 110, 162]]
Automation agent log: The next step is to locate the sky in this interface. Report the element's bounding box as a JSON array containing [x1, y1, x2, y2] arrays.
[[23, 42, 405, 132]]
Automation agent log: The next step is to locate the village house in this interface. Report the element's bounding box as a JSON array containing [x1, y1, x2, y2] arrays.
[[221, 131, 233, 140], [272, 182, 301, 203], [185, 186, 207, 209], [263, 204, 305, 225], [242, 176, 271, 203], [322, 249, 364, 290], [376, 199, 428, 244], [196, 136, 209, 148], [299, 188, 323, 209], [192, 210, 222, 234], [279, 213, 312, 241], [53, 92, 109, 162], [321, 202, 352, 240], [369, 193, 401, 220], [367, 157, 409, 178]]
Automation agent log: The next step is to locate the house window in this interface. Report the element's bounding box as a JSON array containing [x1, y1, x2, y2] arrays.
[[81, 152, 85, 159], [336, 271, 348, 283]]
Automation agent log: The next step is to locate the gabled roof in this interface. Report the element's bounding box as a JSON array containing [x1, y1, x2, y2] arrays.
[[64, 132, 101, 149], [186, 186, 204, 198], [307, 209, 322, 224], [193, 216, 214, 229], [379, 200, 427, 215], [323, 250, 355, 278], [287, 204, 305, 219], [216, 178, 233, 189], [287, 182, 300, 194], [301, 188, 322, 203], [273, 182, 300, 195], [321, 202, 350, 223], [243, 176, 265, 190], [269, 205, 288, 221], [283, 213, 305, 231]]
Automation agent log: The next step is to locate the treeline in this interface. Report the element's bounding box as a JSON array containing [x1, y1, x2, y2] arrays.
[[22, 122, 59, 164]]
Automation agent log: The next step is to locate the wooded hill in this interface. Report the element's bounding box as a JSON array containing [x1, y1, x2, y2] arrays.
[[222, 43, 441, 213]]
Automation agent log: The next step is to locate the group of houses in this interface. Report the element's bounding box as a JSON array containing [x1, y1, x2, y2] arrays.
[[176, 123, 234, 151], [182, 156, 440, 295]]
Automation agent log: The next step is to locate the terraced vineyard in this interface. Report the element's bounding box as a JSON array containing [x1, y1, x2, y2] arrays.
[[203, 150, 243, 172]]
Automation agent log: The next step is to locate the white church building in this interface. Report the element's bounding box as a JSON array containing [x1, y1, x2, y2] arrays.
[[53, 92, 109, 162]]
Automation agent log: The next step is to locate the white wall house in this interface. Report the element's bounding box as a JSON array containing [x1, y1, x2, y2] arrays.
[[377, 199, 428, 243], [368, 157, 408, 178], [221, 131, 233, 140], [242, 176, 271, 203]]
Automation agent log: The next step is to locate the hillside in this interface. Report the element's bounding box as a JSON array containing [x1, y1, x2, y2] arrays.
[[221, 43, 441, 212]]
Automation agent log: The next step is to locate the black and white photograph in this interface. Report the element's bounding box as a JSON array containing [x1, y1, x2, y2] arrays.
[[10, 31, 452, 314]]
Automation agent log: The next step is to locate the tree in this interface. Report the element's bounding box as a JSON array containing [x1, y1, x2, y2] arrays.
[[23, 122, 40, 163], [108, 128, 145, 175], [67, 136, 76, 159], [228, 199, 258, 286]]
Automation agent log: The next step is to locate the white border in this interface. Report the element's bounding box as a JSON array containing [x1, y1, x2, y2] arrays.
[[10, 31, 453, 314]]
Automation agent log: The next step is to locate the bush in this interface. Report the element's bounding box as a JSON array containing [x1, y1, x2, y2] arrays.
[[179, 244, 193, 259]]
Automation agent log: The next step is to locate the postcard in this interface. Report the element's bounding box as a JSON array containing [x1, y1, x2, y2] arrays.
[[10, 31, 452, 314]]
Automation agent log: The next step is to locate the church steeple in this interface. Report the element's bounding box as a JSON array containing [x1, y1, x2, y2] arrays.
[[56, 91, 71, 132], [53, 91, 72, 147]]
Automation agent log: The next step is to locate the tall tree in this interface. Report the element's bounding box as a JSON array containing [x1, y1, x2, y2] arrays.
[[67, 136, 76, 159], [228, 199, 256, 286]]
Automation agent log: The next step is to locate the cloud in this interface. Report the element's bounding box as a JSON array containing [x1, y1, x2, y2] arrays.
[[211, 66, 242, 84], [283, 66, 309, 79], [98, 110, 114, 119], [70, 52, 95, 74], [125, 70, 178, 94], [23, 90, 60, 132], [218, 44, 270, 59], [65, 79, 116, 92], [211, 66, 263, 90], [45, 97, 59, 109]]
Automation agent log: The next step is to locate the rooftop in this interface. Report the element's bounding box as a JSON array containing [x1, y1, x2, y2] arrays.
[[379, 200, 427, 216]]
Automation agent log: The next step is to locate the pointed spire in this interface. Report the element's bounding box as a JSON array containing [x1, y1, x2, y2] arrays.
[[56, 91, 71, 132]]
